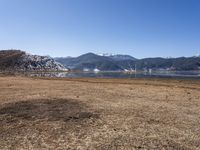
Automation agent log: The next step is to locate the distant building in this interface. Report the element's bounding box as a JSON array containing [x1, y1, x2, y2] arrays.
[[94, 68, 100, 72]]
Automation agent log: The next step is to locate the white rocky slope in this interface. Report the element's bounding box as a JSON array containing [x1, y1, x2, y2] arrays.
[[18, 52, 68, 71], [0, 50, 68, 71]]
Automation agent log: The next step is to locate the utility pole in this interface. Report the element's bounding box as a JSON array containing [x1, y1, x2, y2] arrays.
[[134, 63, 137, 78], [135, 63, 137, 72]]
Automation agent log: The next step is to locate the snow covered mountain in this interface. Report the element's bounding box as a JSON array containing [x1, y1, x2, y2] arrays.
[[97, 53, 136, 61]]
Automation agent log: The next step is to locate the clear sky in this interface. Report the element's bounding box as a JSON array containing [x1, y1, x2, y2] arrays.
[[0, 0, 200, 58]]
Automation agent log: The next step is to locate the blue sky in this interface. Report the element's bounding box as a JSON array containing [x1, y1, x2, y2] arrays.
[[0, 0, 200, 58]]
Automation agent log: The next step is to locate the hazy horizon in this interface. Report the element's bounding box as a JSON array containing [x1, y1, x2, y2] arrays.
[[0, 0, 200, 58]]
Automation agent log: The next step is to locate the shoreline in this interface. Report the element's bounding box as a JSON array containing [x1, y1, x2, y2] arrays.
[[0, 70, 200, 80]]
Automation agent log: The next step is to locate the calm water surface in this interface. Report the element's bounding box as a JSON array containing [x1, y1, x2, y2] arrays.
[[28, 71, 200, 79]]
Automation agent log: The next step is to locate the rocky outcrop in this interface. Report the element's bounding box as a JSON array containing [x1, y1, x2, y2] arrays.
[[0, 50, 68, 71]]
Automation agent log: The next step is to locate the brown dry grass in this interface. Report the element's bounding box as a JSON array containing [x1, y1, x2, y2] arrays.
[[0, 76, 200, 149]]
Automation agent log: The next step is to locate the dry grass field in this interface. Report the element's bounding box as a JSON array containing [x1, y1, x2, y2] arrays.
[[0, 75, 200, 149]]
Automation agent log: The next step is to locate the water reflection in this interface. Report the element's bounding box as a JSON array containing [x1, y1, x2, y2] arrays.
[[27, 71, 200, 79]]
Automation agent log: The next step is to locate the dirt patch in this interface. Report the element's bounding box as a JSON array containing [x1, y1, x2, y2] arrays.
[[0, 98, 101, 149], [0, 99, 99, 123]]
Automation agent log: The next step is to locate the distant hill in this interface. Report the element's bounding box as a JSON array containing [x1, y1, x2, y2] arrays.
[[0, 50, 67, 71], [55, 53, 123, 71], [55, 53, 140, 71], [136, 57, 200, 70], [55, 53, 200, 71]]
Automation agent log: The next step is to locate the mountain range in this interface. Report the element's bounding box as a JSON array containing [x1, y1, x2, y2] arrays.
[[55, 53, 200, 71], [54, 53, 133, 71], [0, 50, 200, 72]]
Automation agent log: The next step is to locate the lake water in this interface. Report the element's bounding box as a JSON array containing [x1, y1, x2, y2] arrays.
[[28, 71, 200, 79]]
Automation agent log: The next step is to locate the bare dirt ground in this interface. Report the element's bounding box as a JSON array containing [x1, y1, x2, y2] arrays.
[[0, 76, 200, 150]]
